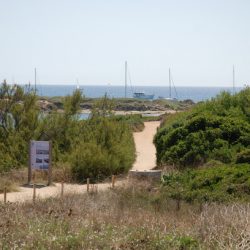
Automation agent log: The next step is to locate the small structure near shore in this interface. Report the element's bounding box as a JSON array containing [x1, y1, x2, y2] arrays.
[[129, 169, 162, 180]]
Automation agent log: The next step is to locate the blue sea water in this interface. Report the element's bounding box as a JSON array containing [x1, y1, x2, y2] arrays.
[[33, 85, 242, 103]]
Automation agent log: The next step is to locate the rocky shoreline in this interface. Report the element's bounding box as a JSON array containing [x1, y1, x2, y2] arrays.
[[37, 97, 195, 113]]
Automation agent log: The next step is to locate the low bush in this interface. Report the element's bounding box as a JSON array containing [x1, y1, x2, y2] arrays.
[[236, 149, 250, 163], [70, 117, 135, 182], [162, 163, 250, 202], [155, 88, 250, 167], [113, 114, 145, 132], [0, 83, 136, 183]]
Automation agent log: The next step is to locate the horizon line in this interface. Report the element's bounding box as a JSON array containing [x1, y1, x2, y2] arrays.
[[14, 83, 245, 88]]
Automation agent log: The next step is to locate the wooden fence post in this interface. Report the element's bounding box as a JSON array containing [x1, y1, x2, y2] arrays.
[[61, 182, 64, 197], [112, 175, 116, 188], [176, 198, 180, 211], [48, 140, 52, 186], [4, 187, 7, 204], [33, 184, 36, 202], [87, 178, 90, 193]]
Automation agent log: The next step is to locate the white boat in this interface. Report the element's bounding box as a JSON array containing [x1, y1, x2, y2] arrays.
[[133, 92, 155, 99], [124, 61, 154, 99], [158, 68, 178, 101]]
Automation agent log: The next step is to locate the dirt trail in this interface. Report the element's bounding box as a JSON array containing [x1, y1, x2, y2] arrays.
[[0, 182, 114, 203], [0, 121, 160, 203], [132, 121, 160, 171]]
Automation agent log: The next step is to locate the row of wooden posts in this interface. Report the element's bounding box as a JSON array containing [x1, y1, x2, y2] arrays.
[[2, 175, 116, 204]]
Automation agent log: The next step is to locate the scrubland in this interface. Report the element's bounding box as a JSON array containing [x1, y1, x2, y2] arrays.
[[1, 180, 250, 249]]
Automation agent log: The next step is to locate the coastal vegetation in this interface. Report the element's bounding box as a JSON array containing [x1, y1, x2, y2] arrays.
[[155, 88, 250, 167], [0, 82, 135, 183], [162, 163, 250, 202], [154, 87, 250, 202], [1, 182, 249, 249], [1, 84, 250, 249]]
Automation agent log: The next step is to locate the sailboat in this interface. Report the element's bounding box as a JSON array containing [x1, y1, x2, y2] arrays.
[[75, 78, 84, 91], [133, 92, 154, 99], [158, 68, 178, 101], [123, 61, 154, 100]]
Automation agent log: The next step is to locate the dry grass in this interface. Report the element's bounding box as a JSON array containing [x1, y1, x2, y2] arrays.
[[0, 169, 26, 193], [0, 180, 250, 249], [0, 165, 73, 193], [197, 203, 250, 249]]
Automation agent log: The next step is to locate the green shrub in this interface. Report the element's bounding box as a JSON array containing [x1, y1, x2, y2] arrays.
[[0, 84, 136, 181], [113, 114, 144, 132], [155, 87, 250, 167], [71, 143, 110, 181], [162, 163, 250, 202], [236, 149, 250, 163], [0, 82, 39, 172], [70, 118, 135, 182]]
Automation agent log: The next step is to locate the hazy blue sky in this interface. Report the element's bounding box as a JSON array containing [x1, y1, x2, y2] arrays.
[[0, 0, 249, 86]]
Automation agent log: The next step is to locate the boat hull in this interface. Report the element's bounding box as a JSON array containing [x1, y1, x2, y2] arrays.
[[133, 93, 154, 100]]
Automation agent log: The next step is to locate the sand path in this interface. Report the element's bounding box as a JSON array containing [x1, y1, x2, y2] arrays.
[[0, 121, 160, 203], [132, 121, 160, 171]]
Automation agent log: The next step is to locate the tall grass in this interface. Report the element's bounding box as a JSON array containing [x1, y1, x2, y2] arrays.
[[1, 180, 249, 249]]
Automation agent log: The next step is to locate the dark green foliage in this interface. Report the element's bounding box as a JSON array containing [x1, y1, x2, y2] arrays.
[[236, 149, 250, 164], [64, 89, 83, 116], [155, 88, 250, 167], [0, 81, 39, 171], [91, 93, 115, 118], [71, 118, 135, 181], [67, 95, 135, 181], [162, 164, 250, 202], [113, 114, 145, 131]]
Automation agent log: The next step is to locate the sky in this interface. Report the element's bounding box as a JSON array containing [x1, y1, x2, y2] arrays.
[[0, 0, 249, 87]]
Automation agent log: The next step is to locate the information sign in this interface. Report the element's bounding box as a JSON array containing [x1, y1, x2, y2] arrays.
[[30, 141, 50, 170]]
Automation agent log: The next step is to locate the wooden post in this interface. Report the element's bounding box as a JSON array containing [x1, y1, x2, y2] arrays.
[[4, 187, 7, 204], [87, 178, 90, 192], [48, 141, 52, 186], [33, 170, 36, 185], [28, 141, 32, 185], [33, 184, 36, 202], [176, 199, 180, 211], [199, 202, 203, 213], [111, 175, 116, 188], [61, 182, 64, 197]]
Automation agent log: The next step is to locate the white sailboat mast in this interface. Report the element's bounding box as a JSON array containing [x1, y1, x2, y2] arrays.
[[169, 68, 171, 99], [34, 67, 37, 93], [233, 65, 235, 94], [125, 61, 128, 98]]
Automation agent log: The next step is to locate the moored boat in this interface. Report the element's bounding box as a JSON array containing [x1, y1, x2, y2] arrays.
[[124, 61, 154, 99], [133, 92, 154, 99], [158, 68, 178, 100]]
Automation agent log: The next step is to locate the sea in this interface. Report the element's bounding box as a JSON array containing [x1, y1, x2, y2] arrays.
[[32, 85, 243, 103]]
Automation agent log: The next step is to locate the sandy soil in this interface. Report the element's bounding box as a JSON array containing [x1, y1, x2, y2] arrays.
[[132, 121, 160, 171], [0, 182, 116, 203], [0, 121, 160, 203]]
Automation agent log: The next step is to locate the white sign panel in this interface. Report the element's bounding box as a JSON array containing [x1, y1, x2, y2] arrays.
[[30, 141, 50, 170]]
